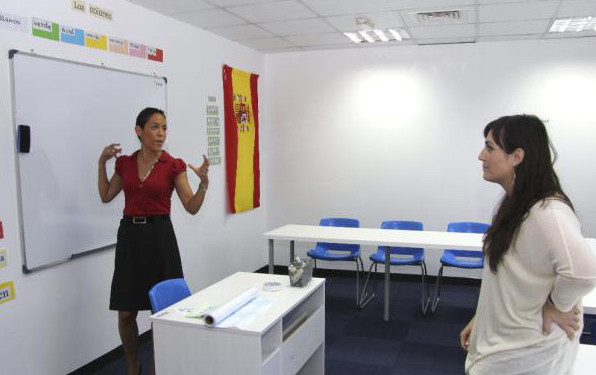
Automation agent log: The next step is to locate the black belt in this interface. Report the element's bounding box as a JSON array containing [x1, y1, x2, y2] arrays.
[[122, 215, 169, 224]]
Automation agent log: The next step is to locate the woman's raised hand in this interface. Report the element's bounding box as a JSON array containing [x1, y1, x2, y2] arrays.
[[189, 155, 210, 187], [100, 143, 122, 163]]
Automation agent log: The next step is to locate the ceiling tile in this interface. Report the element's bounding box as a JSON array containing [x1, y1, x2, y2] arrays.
[[477, 34, 540, 43], [259, 18, 335, 36], [242, 37, 297, 49], [301, 0, 475, 16], [409, 23, 476, 39], [206, 0, 273, 6], [556, 0, 596, 17], [325, 12, 405, 31], [227, 1, 317, 23], [479, 1, 560, 23], [173, 8, 247, 28], [208, 24, 275, 40], [477, 0, 532, 3], [284, 32, 352, 47], [128, 0, 214, 15], [417, 36, 476, 44], [479, 19, 550, 36]]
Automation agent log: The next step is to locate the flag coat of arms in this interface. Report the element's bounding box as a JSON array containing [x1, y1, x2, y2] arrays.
[[223, 65, 260, 213]]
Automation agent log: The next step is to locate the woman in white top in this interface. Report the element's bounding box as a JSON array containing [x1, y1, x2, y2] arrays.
[[461, 114, 596, 375]]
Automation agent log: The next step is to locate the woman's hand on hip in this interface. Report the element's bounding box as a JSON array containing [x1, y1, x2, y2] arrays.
[[542, 298, 581, 340], [460, 316, 475, 352]]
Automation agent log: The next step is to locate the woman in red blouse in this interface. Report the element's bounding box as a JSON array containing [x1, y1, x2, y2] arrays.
[[98, 107, 209, 375]]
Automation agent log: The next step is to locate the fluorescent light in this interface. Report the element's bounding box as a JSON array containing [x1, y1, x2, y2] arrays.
[[359, 30, 375, 43], [373, 29, 389, 42], [550, 17, 595, 33], [388, 29, 402, 41], [344, 32, 363, 43], [344, 28, 408, 44]]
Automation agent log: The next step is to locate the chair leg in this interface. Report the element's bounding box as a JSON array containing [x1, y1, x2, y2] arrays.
[[355, 256, 365, 307], [420, 261, 431, 315], [430, 265, 444, 314], [358, 262, 377, 309]]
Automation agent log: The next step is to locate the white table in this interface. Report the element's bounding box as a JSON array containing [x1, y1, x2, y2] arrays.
[[264, 224, 484, 321], [571, 344, 596, 375], [150, 272, 325, 375]]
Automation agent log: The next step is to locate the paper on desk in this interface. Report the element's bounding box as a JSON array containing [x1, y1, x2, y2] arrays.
[[204, 287, 259, 327], [216, 298, 274, 329]]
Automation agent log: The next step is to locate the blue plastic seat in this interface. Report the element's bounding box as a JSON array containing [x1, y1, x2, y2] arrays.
[[307, 218, 363, 306], [148, 278, 192, 313], [430, 222, 489, 313], [359, 221, 429, 314]]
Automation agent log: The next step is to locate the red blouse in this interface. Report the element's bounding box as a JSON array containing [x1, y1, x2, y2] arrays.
[[115, 150, 186, 216]]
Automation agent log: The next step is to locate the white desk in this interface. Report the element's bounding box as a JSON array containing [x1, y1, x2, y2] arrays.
[[571, 344, 596, 375], [264, 224, 484, 321], [150, 272, 325, 375], [584, 288, 596, 316]]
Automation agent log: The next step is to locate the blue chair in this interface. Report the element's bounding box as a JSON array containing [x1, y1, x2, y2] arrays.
[[430, 222, 489, 313], [149, 278, 192, 313], [307, 218, 363, 306], [359, 221, 430, 314]]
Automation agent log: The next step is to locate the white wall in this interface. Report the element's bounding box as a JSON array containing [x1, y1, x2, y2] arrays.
[[263, 38, 596, 277], [0, 1, 265, 374]]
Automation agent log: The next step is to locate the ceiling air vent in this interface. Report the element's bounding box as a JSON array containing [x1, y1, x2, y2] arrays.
[[407, 9, 470, 26]]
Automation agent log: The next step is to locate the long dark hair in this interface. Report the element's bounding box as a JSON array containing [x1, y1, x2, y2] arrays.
[[483, 114, 572, 273]]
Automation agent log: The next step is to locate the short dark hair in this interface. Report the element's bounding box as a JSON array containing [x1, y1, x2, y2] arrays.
[[483, 114, 572, 273], [136, 107, 165, 129]]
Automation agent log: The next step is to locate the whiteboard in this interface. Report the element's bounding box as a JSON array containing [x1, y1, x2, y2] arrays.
[[10, 51, 167, 273]]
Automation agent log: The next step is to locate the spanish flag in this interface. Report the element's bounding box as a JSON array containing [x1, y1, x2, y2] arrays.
[[223, 65, 260, 213]]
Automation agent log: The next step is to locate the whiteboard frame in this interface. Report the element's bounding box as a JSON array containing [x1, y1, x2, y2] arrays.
[[9, 50, 168, 273]]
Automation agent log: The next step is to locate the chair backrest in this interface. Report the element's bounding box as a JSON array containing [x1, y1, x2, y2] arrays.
[[445, 222, 490, 255], [379, 220, 424, 255], [149, 278, 192, 314], [317, 217, 360, 252], [447, 222, 490, 234]]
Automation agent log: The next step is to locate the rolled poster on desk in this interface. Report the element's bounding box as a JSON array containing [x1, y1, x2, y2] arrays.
[[204, 287, 258, 327]]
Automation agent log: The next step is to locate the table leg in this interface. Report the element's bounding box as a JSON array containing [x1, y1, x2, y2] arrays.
[[290, 240, 295, 263], [384, 248, 390, 321], [269, 239, 274, 274]]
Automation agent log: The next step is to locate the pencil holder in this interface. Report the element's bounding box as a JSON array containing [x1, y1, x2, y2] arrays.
[[288, 257, 313, 287]]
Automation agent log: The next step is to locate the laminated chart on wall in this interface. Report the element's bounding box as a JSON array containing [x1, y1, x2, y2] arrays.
[[32, 18, 59, 41], [0, 281, 15, 306], [206, 96, 221, 165], [0, 11, 29, 33], [0, 248, 6, 269], [222, 65, 260, 213], [60, 25, 85, 46]]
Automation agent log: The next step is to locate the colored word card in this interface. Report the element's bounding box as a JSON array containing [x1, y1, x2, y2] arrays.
[[32, 17, 59, 41], [60, 25, 84, 46], [0, 281, 15, 306]]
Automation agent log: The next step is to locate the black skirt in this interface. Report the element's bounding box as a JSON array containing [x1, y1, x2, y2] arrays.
[[109, 216, 183, 311]]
